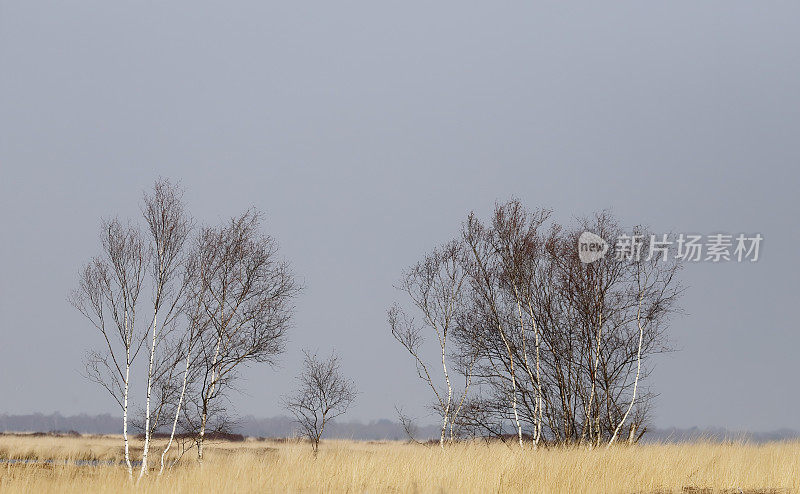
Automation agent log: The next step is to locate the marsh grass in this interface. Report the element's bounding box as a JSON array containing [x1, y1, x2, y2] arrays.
[[0, 434, 796, 493]]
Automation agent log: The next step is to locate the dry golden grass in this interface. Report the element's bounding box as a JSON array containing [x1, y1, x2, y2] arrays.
[[0, 434, 797, 493]]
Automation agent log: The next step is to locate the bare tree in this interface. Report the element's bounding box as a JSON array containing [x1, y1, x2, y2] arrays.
[[158, 259, 208, 474], [189, 209, 300, 461], [462, 212, 525, 448], [488, 201, 550, 448], [607, 231, 682, 447], [71, 219, 147, 479], [138, 179, 192, 479], [389, 240, 472, 448], [394, 405, 424, 445], [72, 184, 301, 472], [284, 350, 357, 455], [394, 201, 683, 447]]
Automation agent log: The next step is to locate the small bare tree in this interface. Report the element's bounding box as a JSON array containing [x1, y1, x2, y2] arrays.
[[284, 350, 357, 455], [394, 405, 424, 444], [71, 219, 146, 479]]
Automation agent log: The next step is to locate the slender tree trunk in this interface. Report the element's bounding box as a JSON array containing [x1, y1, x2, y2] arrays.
[[198, 399, 208, 462], [123, 358, 132, 479], [198, 332, 223, 462], [583, 310, 603, 447], [140, 257, 166, 480], [122, 307, 132, 480], [627, 423, 638, 443], [160, 348, 191, 475], [514, 296, 538, 449], [312, 434, 320, 456], [526, 301, 543, 448], [197, 417, 205, 461], [314, 418, 327, 457], [497, 322, 524, 449], [449, 357, 475, 442], [440, 344, 452, 449], [139, 309, 158, 480], [608, 288, 645, 448]]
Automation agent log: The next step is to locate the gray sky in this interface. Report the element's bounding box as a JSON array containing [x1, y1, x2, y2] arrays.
[[1, 1, 798, 431]]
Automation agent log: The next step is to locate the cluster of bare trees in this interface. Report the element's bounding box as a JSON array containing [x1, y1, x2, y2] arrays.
[[391, 200, 682, 448], [71, 179, 300, 479], [72, 182, 676, 465]]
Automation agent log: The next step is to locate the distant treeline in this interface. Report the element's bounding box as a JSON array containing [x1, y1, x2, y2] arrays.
[[1, 413, 797, 443], [0, 413, 120, 435], [0, 413, 438, 440]]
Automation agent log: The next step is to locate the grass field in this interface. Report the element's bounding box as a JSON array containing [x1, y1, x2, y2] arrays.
[[0, 434, 796, 493]]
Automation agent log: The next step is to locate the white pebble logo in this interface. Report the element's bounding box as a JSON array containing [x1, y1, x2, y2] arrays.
[[578, 231, 608, 264]]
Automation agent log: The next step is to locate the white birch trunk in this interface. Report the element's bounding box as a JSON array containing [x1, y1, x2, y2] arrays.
[[525, 301, 544, 448], [122, 309, 133, 480], [583, 311, 603, 447], [608, 287, 645, 448], [138, 310, 158, 480], [160, 349, 191, 474], [497, 322, 524, 449], [512, 381, 523, 449], [440, 345, 452, 449], [515, 297, 537, 449], [449, 355, 475, 442], [140, 255, 166, 480], [123, 358, 132, 479], [198, 333, 223, 462]]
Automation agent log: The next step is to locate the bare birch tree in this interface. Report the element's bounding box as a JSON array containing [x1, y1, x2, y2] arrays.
[[188, 209, 300, 461], [284, 350, 357, 455], [71, 219, 146, 479], [389, 240, 473, 448], [158, 258, 208, 474], [607, 232, 682, 447], [138, 179, 192, 479], [489, 201, 550, 448], [462, 213, 525, 448], [393, 201, 683, 447]]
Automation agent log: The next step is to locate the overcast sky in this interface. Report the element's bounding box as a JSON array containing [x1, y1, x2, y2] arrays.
[[1, 1, 798, 431]]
